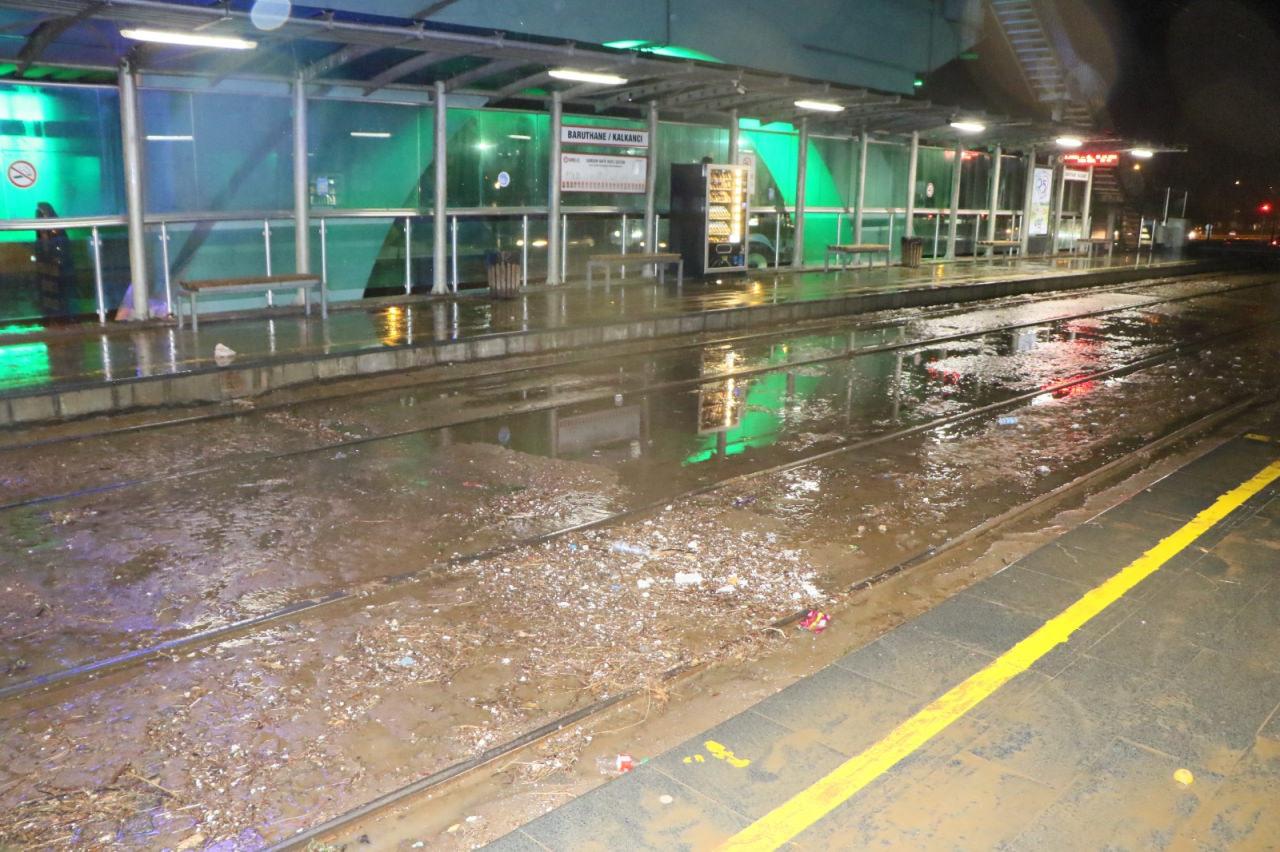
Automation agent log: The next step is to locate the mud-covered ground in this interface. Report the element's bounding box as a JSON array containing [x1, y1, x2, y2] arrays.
[[1, 274, 1278, 848]]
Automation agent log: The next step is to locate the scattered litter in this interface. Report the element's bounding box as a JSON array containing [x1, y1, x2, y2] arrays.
[[636, 578, 653, 590], [609, 541, 651, 557], [1036, 465, 1051, 475], [798, 610, 831, 634], [213, 343, 236, 365], [996, 416, 1019, 426], [597, 753, 636, 775], [659, 794, 674, 805], [1174, 768, 1194, 786], [614, 393, 624, 406], [674, 571, 704, 586], [732, 495, 757, 508], [395, 655, 416, 668], [462, 481, 485, 488], [877, 524, 888, 533]]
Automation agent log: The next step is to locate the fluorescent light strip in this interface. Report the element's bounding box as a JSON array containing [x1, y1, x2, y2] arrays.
[[1056, 135, 1083, 148], [146, 134, 194, 142], [950, 120, 985, 133], [1130, 148, 1154, 159], [350, 131, 391, 139], [794, 99, 845, 113], [508, 134, 532, 140], [548, 68, 628, 86], [121, 28, 257, 50]]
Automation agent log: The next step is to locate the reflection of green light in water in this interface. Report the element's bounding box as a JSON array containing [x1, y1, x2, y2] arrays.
[[0, 323, 43, 335], [683, 358, 821, 465], [0, 342, 50, 391]]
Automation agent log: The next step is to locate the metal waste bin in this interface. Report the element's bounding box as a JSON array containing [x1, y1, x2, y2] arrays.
[[900, 236, 924, 268], [485, 250, 522, 299]]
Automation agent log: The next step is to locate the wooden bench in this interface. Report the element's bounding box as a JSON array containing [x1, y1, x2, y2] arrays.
[[1074, 237, 1114, 259], [177, 273, 325, 331], [824, 243, 891, 271], [586, 252, 683, 286], [975, 239, 1022, 260]]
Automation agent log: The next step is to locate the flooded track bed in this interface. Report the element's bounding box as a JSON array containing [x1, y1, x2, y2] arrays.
[[2, 273, 1280, 847]]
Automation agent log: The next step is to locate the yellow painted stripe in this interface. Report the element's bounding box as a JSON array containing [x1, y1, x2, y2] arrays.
[[1245, 433, 1273, 443], [720, 456, 1280, 851]]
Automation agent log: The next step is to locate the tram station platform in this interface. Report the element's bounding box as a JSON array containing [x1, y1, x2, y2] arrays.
[[487, 431, 1280, 850], [0, 253, 1192, 426]]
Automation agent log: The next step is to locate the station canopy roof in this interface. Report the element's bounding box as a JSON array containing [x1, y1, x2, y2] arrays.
[[0, 0, 1175, 152]]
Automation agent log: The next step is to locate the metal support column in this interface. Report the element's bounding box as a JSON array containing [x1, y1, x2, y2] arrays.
[[854, 131, 869, 244], [905, 130, 919, 238], [1019, 146, 1036, 256], [728, 108, 739, 163], [118, 57, 149, 320], [292, 74, 310, 312], [946, 139, 962, 260], [792, 116, 808, 269], [1162, 186, 1171, 224], [1081, 165, 1095, 242], [1051, 157, 1066, 254], [547, 90, 563, 285], [985, 145, 1002, 255], [644, 103, 658, 255], [432, 80, 448, 294]]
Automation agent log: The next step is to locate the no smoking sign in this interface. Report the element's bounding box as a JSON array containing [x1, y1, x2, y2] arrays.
[[7, 160, 37, 189]]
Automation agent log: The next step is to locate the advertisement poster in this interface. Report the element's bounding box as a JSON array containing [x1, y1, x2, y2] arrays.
[[560, 153, 647, 193], [1029, 166, 1054, 236]]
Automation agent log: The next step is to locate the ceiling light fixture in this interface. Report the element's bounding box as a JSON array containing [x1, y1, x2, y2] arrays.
[[1130, 148, 1154, 159], [350, 131, 391, 139], [949, 120, 985, 133], [794, 99, 845, 113], [145, 134, 194, 142], [548, 68, 628, 86], [120, 28, 257, 50], [1055, 135, 1083, 148]]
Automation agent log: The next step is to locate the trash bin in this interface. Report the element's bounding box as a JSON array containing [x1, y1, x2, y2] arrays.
[[900, 236, 924, 268], [485, 250, 522, 299]]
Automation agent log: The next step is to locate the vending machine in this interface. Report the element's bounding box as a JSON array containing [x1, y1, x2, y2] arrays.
[[670, 163, 750, 276]]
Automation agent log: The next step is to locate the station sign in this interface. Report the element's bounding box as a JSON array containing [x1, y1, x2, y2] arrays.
[[1061, 152, 1119, 167], [1063, 168, 1090, 182], [560, 153, 647, 193], [561, 124, 650, 148]]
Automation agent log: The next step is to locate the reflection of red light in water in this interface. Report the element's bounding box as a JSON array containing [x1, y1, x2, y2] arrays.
[[925, 359, 962, 385], [1044, 374, 1096, 399]]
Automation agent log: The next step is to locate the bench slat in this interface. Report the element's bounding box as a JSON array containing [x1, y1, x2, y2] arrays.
[[588, 253, 681, 263], [180, 274, 320, 291], [827, 244, 890, 252]]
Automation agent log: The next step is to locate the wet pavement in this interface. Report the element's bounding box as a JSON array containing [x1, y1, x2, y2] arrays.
[[0, 253, 1184, 397], [0, 269, 1277, 848], [490, 433, 1280, 851]]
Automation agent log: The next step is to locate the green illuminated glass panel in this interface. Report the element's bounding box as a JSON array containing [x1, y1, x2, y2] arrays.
[[309, 99, 431, 209]]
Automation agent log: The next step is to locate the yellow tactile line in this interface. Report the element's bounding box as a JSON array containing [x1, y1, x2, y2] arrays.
[[720, 455, 1280, 851]]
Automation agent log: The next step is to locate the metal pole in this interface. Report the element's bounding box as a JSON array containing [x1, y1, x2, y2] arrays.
[[986, 145, 1002, 255], [1180, 190, 1188, 218], [905, 130, 919, 238], [933, 214, 941, 257], [547, 90, 563, 285], [404, 217, 413, 294], [450, 216, 458, 291], [159, 222, 172, 316], [118, 57, 149, 320], [1051, 157, 1066, 254], [792, 116, 808, 269], [521, 213, 529, 288], [560, 213, 567, 281], [620, 213, 627, 278], [1162, 186, 1171, 224], [91, 225, 106, 324], [433, 80, 448, 294], [1081, 164, 1095, 243], [263, 219, 273, 305], [292, 73, 310, 314], [728, 108, 739, 163], [854, 131, 869, 245], [774, 214, 781, 268], [644, 103, 658, 256], [946, 139, 962, 259], [320, 218, 328, 291], [1020, 146, 1036, 256]]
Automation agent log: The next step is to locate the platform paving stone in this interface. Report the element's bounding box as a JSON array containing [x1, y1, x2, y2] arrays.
[[832, 623, 994, 701], [965, 564, 1092, 619], [905, 592, 1044, 657], [999, 738, 1224, 851]]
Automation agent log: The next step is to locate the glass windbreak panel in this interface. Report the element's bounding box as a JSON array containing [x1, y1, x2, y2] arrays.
[[0, 83, 124, 220], [744, 210, 793, 267], [863, 141, 908, 209], [406, 214, 441, 292], [1062, 178, 1086, 214], [999, 155, 1025, 210], [558, 114, 647, 212], [960, 151, 992, 210], [0, 225, 120, 324], [446, 108, 548, 208], [562, 214, 618, 280], [859, 213, 903, 261], [164, 220, 273, 313], [914, 146, 952, 210], [309, 99, 428, 210], [918, 212, 947, 257], [656, 122, 728, 209], [141, 89, 292, 213], [320, 218, 403, 302], [800, 212, 840, 266], [807, 136, 854, 209], [453, 215, 527, 287], [740, 127, 796, 208]]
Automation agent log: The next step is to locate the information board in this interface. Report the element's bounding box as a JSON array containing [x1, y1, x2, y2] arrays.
[[560, 153, 647, 193]]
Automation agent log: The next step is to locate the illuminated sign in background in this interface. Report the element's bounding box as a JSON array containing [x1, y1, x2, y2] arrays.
[[1061, 152, 1119, 168]]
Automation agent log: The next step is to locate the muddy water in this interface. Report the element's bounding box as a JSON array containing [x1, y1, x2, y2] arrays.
[[0, 276, 1279, 847], [0, 278, 1276, 679]]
